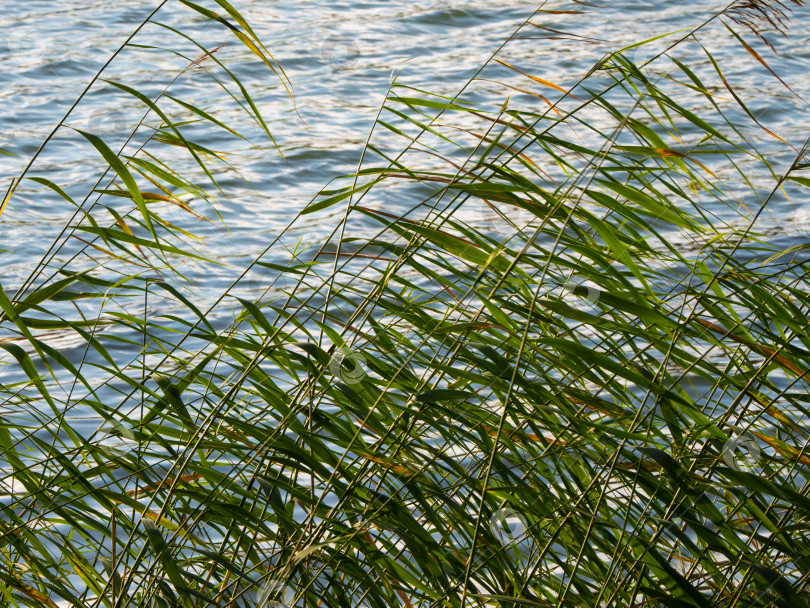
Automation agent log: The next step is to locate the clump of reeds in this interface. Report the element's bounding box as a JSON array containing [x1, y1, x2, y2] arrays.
[[0, 1, 809, 607]]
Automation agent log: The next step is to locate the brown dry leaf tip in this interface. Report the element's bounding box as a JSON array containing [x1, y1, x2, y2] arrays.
[[727, 0, 806, 50]]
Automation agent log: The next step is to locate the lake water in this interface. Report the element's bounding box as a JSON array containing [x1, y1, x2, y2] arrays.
[[1, 0, 810, 410], [1, 4, 810, 605]]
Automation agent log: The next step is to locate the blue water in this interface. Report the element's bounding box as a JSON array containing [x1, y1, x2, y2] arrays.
[[1, 0, 809, 415], [1, 5, 810, 606]]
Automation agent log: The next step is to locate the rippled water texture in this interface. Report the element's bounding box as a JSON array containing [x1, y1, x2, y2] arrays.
[[1, 0, 809, 416], [3, 1, 809, 267]]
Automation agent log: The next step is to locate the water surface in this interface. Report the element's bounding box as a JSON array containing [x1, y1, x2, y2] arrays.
[[1, 0, 809, 418]]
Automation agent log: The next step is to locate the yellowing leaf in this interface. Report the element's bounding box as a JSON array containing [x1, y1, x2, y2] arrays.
[[494, 59, 575, 98]]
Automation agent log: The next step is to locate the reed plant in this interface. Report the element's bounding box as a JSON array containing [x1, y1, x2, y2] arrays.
[[1, 0, 810, 606]]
